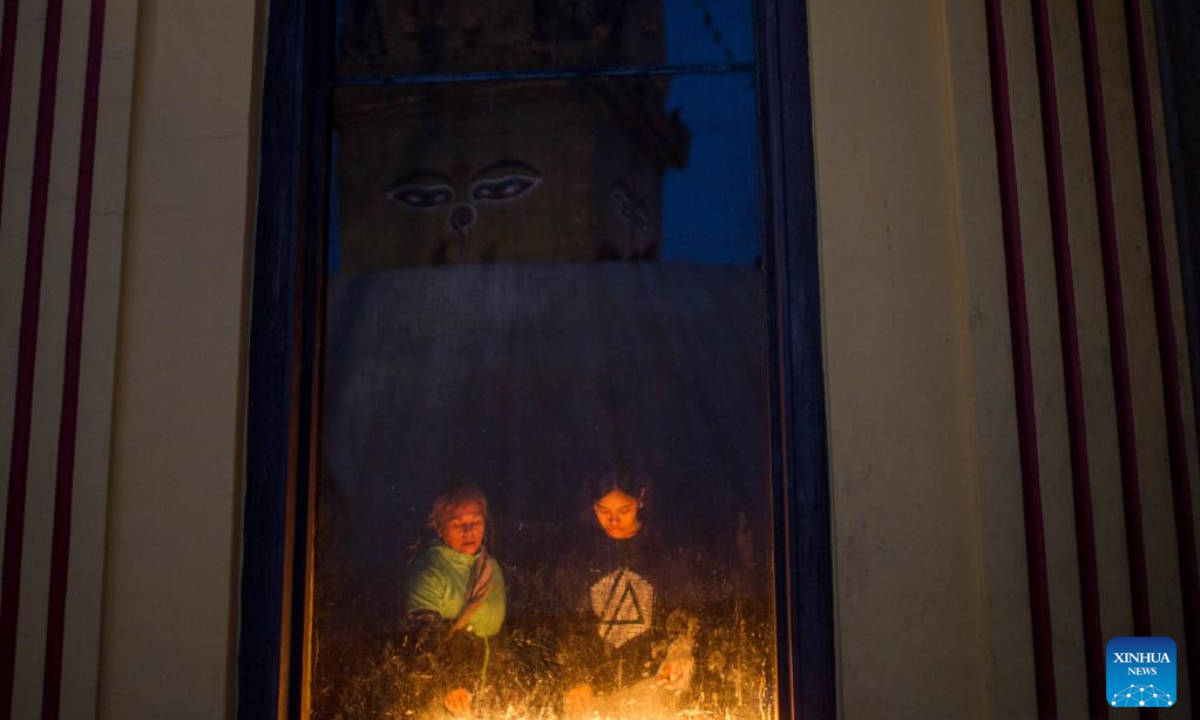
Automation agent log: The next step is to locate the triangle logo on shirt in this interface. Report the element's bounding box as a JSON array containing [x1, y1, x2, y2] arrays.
[[590, 567, 654, 648]]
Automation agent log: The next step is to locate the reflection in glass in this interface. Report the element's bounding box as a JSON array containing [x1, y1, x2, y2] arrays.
[[333, 78, 688, 270], [314, 73, 774, 720], [336, 0, 754, 77]]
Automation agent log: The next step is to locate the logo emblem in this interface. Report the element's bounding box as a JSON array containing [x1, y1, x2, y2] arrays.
[[1107, 637, 1176, 708], [590, 567, 654, 648]]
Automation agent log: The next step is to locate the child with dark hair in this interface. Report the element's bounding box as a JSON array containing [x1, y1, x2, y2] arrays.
[[554, 468, 700, 717]]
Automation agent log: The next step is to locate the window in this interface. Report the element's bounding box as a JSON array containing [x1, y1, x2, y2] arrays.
[[240, 2, 831, 720]]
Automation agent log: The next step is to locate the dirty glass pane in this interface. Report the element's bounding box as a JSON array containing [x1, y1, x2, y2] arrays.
[[314, 73, 775, 720], [336, 0, 754, 78]]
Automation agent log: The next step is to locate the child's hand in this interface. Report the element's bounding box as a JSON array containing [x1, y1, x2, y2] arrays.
[[443, 687, 471, 716], [657, 660, 683, 688], [656, 641, 696, 691]]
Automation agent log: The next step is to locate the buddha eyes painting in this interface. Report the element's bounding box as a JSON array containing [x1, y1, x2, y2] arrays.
[[314, 2, 773, 718], [386, 160, 544, 253], [333, 77, 688, 269]]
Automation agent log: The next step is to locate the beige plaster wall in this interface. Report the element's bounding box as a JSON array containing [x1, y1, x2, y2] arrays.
[[944, 2, 1039, 717], [808, 1, 993, 718], [97, 0, 259, 717], [810, 0, 1200, 718], [0, 0, 137, 716]]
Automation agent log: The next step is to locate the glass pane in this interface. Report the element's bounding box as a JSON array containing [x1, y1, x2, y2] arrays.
[[315, 73, 775, 720], [336, 0, 754, 78]]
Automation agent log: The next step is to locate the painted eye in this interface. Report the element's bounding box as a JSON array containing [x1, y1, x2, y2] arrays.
[[634, 212, 651, 236], [470, 175, 540, 202], [389, 185, 454, 209]]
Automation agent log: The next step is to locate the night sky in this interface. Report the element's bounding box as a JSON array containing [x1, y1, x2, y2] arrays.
[[661, 0, 762, 268]]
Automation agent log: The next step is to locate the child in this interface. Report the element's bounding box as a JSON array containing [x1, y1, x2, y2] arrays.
[[404, 485, 506, 717]]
